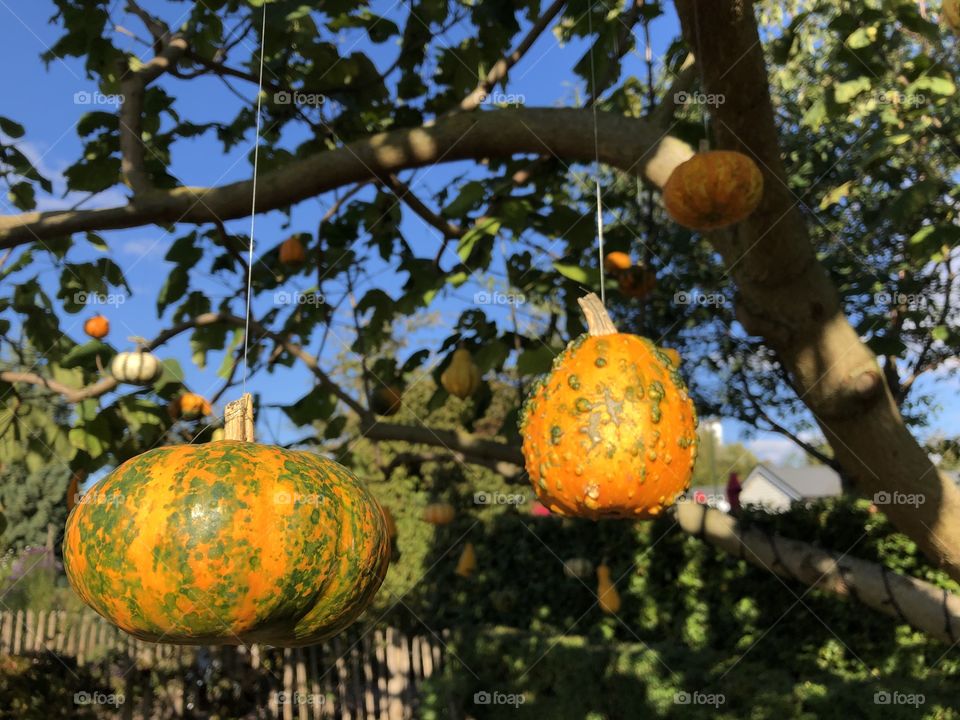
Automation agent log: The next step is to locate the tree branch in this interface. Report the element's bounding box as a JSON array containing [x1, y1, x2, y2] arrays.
[[0, 313, 368, 418], [118, 4, 189, 196], [380, 173, 463, 239], [360, 421, 524, 470], [676, 503, 960, 647], [457, 0, 568, 112], [0, 108, 693, 250]]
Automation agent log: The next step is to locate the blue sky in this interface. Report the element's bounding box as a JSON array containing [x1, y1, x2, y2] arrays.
[[1, 0, 955, 470]]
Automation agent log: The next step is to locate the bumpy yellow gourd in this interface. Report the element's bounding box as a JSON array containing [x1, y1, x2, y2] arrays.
[[455, 542, 476, 577], [597, 564, 621, 615], [441, 349, 482, 399]]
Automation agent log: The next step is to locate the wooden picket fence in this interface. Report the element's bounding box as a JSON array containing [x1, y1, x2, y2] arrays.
[[0, 608, 446, 719]]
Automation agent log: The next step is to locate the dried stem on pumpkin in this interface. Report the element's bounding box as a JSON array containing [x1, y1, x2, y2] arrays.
[[224, 393, 255, 442], [578, 293, 618, 336]]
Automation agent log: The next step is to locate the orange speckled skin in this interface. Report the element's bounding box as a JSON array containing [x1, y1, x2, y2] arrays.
[[519, 334, 699, 520], [663, 151, 764, 231], [63, 441, 390, 647]]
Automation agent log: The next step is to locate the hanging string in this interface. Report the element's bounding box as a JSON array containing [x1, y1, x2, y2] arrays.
[[587, 0, 606, 305], [242, 5, 268, 393]]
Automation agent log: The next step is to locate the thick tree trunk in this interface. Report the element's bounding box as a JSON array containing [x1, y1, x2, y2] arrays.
[[673, 0, 960, 580]]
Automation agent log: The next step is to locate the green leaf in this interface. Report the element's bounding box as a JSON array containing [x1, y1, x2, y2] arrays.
[[0, 116, 26, 138], [553, 262, 594, 285], [517, 345, 556, 375], [908, 76, 955, 97], [443, 181, 485, 217], [157, 266, 189, 314], [834, 77, 871, 103], [284, 386, 337, 426], [819, 181, 853, 210], [59, 340, 115, 370]]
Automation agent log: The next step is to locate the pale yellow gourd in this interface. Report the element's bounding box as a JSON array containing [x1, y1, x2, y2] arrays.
[[440, 349, 482, 399], [597, 564, 621, 615], [455, 542, 476, 577]]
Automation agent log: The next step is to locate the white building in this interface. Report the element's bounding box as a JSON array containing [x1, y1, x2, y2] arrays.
[[739, 463, 843, 513]]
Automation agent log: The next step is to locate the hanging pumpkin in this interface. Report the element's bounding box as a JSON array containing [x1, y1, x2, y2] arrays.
[[455, 542, 476, 577], [562, 557, 594, 580], [617, 265, 657, 299], [441, 348, 482, 399], [371, 386, 403, 416], [603, 251, 632, 274], [83, 315, 110, 340], [279, 235, 307, 267], [944, 0, 960, 32], [111, 345, 162, 385], [423, 502, 456, 525], [519, 294, 699, 519], [381, 506, 397, 538], [177, 393, 212, 421], [63, 394, 390, 646], [663, 150, 764, 231], [596, 564, 621, 615]]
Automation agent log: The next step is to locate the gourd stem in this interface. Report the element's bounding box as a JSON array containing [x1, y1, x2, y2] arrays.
[[578, 293, 618, 336], [224, 393, 255, 442]]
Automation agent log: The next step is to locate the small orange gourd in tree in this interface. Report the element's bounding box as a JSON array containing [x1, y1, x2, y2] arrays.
[[596, 564, 621, 615], [663, 150, 763, 231], [441, 348, 482, 399], [944, 0, 960, 32], [83, 315, 110, 340], [617, 265, 657, 299], [423, 502, 456, 525], [603, 251, 632, 274], [455, 542, 476, 577], [371, 385, 403, 416], [662, 348, 681, 367], [177, 392, 212, 421], [519, 294, 698, 519], [279, 235, 307, 266]]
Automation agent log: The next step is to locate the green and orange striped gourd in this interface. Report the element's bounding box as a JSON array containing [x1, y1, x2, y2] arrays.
[[63, 395, 390, 646]]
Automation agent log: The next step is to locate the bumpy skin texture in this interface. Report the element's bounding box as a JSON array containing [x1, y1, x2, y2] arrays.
[[520, 333, 699, 519], [63, 441, 390, 647], [663, 150, 764, 231]]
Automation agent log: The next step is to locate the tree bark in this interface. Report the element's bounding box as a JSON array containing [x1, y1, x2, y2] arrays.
[[0, 108, 692, 249], [676, 503, 960, 646], [673, 0, 960, 580]]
